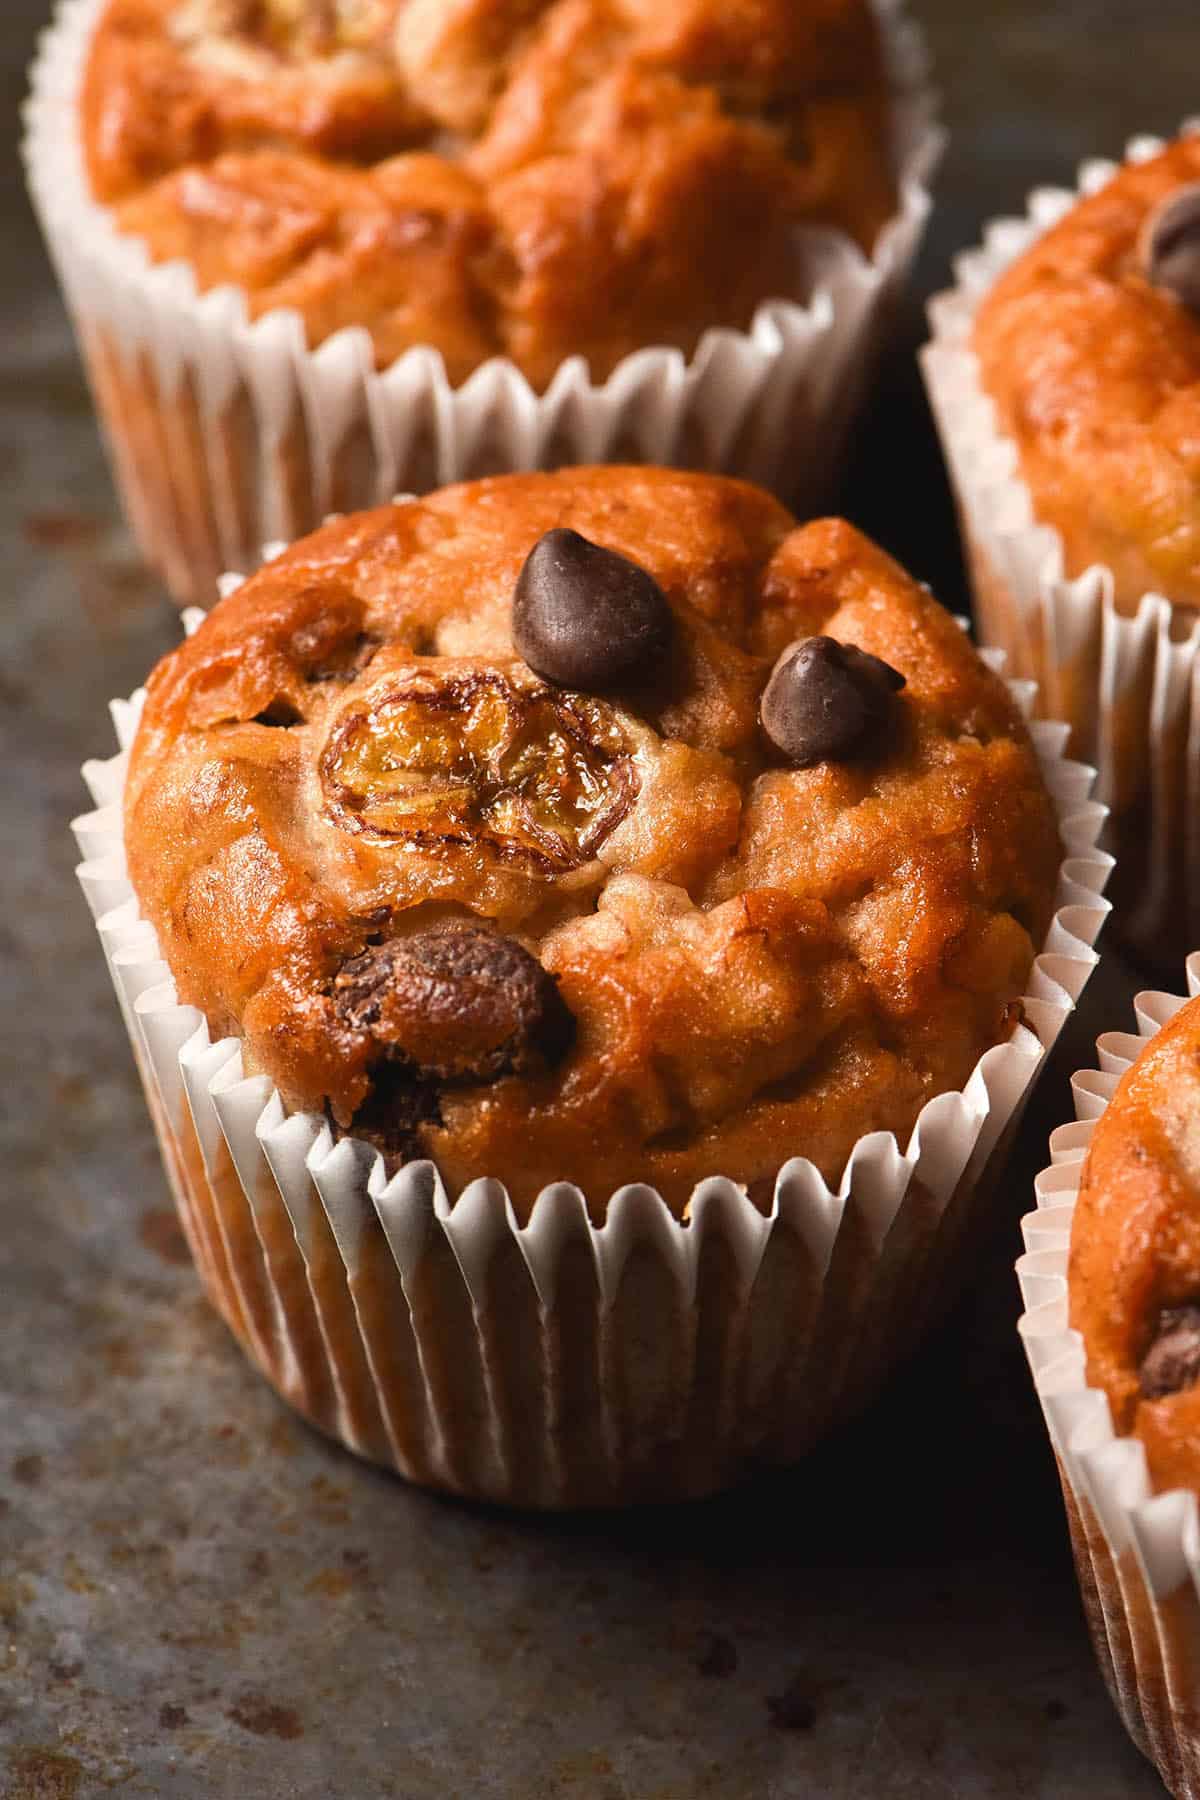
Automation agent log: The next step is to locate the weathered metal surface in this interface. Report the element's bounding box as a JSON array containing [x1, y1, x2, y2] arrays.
[[1, 3, 1193, 1793]]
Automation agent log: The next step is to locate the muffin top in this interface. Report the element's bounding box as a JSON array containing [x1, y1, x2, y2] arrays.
[[973, 134, 1200, 614], [82, 0, 897, 389], [123, 467, 1062, 1219], [1070, 994, 1200, 1493]]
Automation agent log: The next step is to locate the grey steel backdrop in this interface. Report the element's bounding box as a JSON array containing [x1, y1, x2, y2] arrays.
[[0, 5, 1192, 1796]]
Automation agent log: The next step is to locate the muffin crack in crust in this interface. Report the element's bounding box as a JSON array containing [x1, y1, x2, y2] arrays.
[[83, 0, 898, 387], [124, 467, 1063, 1217]]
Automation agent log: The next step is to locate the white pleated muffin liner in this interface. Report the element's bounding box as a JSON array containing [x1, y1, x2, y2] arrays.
[[75, 607, 1109, 1507], [1019, 953, 1200, 1795], [922, 124, 1200, 968], [25, 0, 942, 608]]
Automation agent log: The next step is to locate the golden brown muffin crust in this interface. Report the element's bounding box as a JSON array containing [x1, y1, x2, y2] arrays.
[[973, 135, 1200, 613], [82, 0, 896, 387], [1071, 995, 1200, 1493], [124, 467, 1062, 1218]]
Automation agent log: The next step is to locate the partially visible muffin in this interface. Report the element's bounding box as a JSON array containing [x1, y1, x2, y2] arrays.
[[1070, 993, 1200, 1494], [973, 134, 1200, 615], [83, 0, 898, 387], [123, 465, 1062, 1217]]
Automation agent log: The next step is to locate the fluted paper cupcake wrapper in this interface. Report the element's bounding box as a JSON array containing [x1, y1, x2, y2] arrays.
[[25, 0, 942, 609], [72, 610, 1109, 1508], [921, 124, 1200, 970], [1019, 953, 1200, 1797]]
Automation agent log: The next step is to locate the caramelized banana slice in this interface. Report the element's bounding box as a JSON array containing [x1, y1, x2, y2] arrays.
[[322, 669, 637, 869]]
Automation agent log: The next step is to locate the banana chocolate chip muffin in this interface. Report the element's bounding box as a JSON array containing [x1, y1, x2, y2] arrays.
[[1070, 992, 1200, 1497], [972, 134, 1200, 613], [83, 0, 898, 389], [123, 466, 1063, 1217]]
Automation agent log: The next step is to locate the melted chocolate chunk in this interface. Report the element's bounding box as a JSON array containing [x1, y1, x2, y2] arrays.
[[1139, 183, 1200, 314], [336, 1063, 443, 1169], [252, 697, 304, 728], [335, 924, 575, 1088], [1139, 1304, 1200, 1399], [759, 635, 905, 768], [512, 528, 672, 691]]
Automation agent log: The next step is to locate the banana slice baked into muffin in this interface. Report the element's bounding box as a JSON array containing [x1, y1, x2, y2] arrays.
[[123, 466, 1063, 1217]]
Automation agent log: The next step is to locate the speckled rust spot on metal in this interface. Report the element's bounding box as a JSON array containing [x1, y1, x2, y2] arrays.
[[227, 1695, 305, 1740], [159, 1703, 190, 1730], [137, 1206, 192, 1267], [4, 1748, 85, 1800]]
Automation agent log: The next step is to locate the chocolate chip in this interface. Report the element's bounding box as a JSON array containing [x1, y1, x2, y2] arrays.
[[334, 924, 574, 1088], [1138, 183, 1200, 313], [1139, 1304, 1200, 1399], [760, 635, 905, 768], [512, 529, 672, 691]]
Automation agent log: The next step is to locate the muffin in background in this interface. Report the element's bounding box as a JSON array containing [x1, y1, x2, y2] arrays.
[[1020, 963, 1200, 1799], [77, 466, 1107, 1507], [924, 129, 1200, 970], [27, 0, 940, 604], [973, 135, 1200, 615]]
